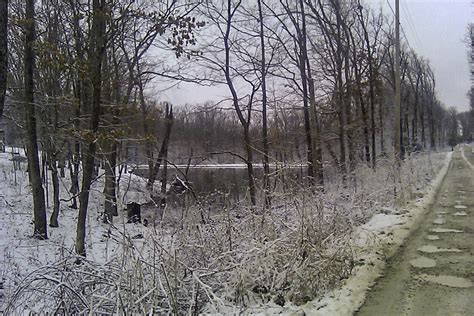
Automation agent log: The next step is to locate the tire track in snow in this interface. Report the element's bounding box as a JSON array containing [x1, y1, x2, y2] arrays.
[[357, 148, 474, 315]]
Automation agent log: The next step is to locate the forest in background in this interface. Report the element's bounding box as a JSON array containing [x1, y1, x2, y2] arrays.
[[0, 0, 473, 313]]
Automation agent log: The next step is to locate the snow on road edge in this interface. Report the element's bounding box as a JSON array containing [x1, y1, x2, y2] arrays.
[[294, 151, 453, 316]]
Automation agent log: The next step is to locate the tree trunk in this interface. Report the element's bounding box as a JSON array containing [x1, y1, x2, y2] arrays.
[[301, 70, 315, 183], [244, 126, 256, 206], [137, 75, 155, 184], [41, 150, 49, 208], [370, 79, 377, 168], [334, 4, 346, 183], [421, 101, 426, 148], [160, 150, 168, 207], [343, 51, 355, 178], [307, 77, 324, 188], [76, 0, 106, 257], [70, 147, 80, 209], [257, 0, 271, 207], [411, 108, 416, 144], [45, 9, 61, 227], [24, 0, 47, 240], [103, 142, 118, 223], [68, 154, 78, 209], [352, 56, 370, 163], [356, 77, 370, 163], [147, 104, 174, 191], [223, 0, 256, 206], [405, 108, 410, 149], [299, 0, 323, 189], [362, 10, 377, 169], [49, 160, 60, 227], [102, 54, 118, 223], [337, 107, 346, 179], [412, 89, 418, 144], [69, 0, 84, 210], [0, 0, 7, 118], [429, 100, 435, 149], [378, 86, 385, 155]]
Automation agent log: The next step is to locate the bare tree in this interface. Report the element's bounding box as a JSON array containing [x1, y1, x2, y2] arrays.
[[407, 53, 423, 146], [0, 0, 7, 118], [76, 0, 106, 257], [196, 0, 263, 206], [355, 3, 384, 168], [24, 0, 47, 239], [147, 103, 174, 199], [447, 106, 458, 150], [257, 0, 271, 206], [306, 0, 350, 181], [267, 0, 322, 186], [424, 65, 436, 149]]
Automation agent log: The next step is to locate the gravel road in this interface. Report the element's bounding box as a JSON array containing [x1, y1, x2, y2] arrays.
[[357, 146, 474, 315]]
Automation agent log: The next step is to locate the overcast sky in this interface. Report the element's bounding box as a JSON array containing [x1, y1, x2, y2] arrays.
[[160, 0, 472, 112], [376, 0, 472, 111]]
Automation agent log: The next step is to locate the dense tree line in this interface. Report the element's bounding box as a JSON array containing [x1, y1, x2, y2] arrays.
[[0, 0, 465, 253], [182, 0, 458, 202], [3, 0, 203, 253]]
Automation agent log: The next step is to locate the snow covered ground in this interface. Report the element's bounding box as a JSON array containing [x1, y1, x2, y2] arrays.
[[0, 149, 158, 313], [0, 148, 451, 314], [205, 152, 453, 315]]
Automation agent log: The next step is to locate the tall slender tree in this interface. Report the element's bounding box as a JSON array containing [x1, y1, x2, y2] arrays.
[[257, 0, 271, 206], [24, 0, 47, 239], [0, 0, 7, 118], [76, 0, 106, 257]]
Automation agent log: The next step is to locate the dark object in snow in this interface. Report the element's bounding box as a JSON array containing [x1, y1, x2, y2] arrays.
[[169, 175, 191, 195], [274, 293, 285, 306], [11, 152, 26, 170], [0, 131, 4, 152], [131, 233, 144, 239], [252, 284, 268, 294], [143, 218, 148, 227], [127, 202, 141, 223], [411, 142, 422, 153]]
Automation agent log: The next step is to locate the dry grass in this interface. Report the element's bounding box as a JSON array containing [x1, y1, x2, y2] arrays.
[[3, 151, 446, 314]]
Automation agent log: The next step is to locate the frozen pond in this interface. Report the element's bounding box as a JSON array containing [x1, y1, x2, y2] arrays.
[[132, 164, 306, 202]]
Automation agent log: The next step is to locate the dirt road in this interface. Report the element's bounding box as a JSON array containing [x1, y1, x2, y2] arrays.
[[357, 146, 474, 315]]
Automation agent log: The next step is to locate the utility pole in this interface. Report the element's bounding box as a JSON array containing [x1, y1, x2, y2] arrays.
[[0, 0, 7, 119], [394, 0, 402, 161]]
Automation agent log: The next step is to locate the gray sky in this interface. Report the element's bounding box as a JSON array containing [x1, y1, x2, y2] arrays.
[[159, 0, 472, 112], [376, 0, 472, 111]]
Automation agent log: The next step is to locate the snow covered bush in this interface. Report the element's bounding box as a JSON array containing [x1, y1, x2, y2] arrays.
[[1, 151, 446, 313]]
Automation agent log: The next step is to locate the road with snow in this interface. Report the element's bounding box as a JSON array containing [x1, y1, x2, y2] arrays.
[[357, 146, 474, 315]]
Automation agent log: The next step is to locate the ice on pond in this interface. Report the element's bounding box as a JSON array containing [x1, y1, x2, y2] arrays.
[[417, 274, 473, 288]]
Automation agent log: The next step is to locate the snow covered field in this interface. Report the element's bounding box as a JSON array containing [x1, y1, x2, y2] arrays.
[[0, 148, 450, 314]]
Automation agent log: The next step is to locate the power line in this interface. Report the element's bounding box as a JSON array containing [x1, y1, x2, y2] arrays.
[[399, 1, 417, 51], [385, 0, 416, 53], [401, 0, 425, 56]]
